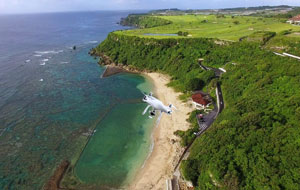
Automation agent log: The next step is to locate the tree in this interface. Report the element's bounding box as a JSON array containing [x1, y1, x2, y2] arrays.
[[233, 20, 240, 25]]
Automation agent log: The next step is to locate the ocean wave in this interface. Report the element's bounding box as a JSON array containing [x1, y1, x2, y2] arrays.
[[35, 50, 63, 55], [34, 54, 42, 57], [39, 79, 44, 82], [42, 59, 49, 62], [87, 40, 98, 44], [25, 59, 31, 63], [40, 62, 46, 66], [60, 61, 69, 64], [141, 134, 155, 169]]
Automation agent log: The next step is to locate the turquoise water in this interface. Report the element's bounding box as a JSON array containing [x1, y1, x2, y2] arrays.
[[75, 103, 154, 188], [0, 11, 153, 190]]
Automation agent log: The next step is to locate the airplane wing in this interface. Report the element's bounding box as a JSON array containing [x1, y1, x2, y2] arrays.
[[142, 105, 151, 115], [156, 111, 163, 125]]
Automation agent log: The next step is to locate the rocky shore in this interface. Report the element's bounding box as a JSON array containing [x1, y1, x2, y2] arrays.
[[43, 160, 70, 190], [89, 50, 151, 77]]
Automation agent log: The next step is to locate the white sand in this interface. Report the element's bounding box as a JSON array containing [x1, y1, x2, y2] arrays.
[[128, 73, 194, 190]]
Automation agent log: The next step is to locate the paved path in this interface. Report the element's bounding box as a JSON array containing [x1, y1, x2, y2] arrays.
[[273, 52, 300, 60], [170, 62, 225, 189], [195, 63, 224, 136]]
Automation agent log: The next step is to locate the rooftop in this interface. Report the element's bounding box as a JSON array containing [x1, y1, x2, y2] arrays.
[[192, 92, 210, 106], [289, 15, 300, 21]]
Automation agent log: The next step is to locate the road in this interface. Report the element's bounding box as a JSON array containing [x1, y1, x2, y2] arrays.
[[171, 62, 225, 190], [195, 63, 224, 136]]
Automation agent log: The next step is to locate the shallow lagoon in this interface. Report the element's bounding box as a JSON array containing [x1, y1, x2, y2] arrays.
[[75, 103, 154, 187], [0, 11, 154, 190]]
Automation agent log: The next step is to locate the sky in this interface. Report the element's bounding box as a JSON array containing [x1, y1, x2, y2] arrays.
[[0, 0, 300, 14]]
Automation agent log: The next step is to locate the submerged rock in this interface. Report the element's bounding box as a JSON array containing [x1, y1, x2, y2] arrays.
[[43, 160, 70, 190]]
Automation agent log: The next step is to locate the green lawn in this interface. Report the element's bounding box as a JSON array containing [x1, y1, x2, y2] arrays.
[[117, 15, 300, 41]]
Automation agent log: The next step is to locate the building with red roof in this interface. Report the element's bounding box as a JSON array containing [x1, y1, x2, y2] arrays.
[[287, 15, 300, 24], [191, 92, 211, 110]]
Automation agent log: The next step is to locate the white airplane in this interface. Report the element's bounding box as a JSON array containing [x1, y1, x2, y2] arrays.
[[142, 92, 176, 124]]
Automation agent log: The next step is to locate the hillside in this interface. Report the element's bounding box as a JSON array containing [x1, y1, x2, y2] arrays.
[[117, 14, 300, 41], [93, 12, 300, 189]]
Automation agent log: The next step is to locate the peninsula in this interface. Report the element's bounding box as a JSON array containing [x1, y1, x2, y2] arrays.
[[91, 6, 300, 189]]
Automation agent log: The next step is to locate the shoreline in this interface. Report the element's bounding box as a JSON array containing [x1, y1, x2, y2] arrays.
[[127, 72, 193, 190]]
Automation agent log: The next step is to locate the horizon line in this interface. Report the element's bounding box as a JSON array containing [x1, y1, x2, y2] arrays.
[[0, 5, 299, 16]]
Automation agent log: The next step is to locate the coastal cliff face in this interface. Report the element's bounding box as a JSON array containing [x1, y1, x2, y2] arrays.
[[119, 14, 172, 28], [91, 32, 217, 93], [92, 31, 300, 189]]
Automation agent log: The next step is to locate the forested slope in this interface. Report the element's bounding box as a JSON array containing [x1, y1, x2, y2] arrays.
[[182, 42, 300, 190], [93, 32, 300, 189], [120, 14, 171, 28], [92, 33, 217, 93]]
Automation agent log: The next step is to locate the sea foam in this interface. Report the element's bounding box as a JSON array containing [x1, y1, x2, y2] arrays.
[[35, 50, 63, 55], [87, 40, 98, 44]]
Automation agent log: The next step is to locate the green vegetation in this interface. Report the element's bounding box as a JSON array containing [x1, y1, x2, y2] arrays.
[[93, 33, 218, 93], [174, 110, 201, 146], [240, 31, 276, 45], [116, 14, 300, 41], [177, 31, 189, 36], [265, 34, 300, 55], [94, 13, 300, 189], [181, 41, 300, 190], [266, 7, 300, 18], [148, 6, 295, 17], [120, 14, 171, 28]]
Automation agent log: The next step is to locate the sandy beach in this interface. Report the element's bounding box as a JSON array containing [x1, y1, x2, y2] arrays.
[[128, 72, 194, 190]]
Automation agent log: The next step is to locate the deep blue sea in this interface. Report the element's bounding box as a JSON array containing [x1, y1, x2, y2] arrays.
[[0, 11, 154, 190]]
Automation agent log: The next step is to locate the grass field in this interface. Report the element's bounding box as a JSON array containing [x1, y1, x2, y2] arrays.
[[116, 15, 300, 41]]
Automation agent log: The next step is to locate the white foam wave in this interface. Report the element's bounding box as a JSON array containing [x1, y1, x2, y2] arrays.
[[42, 59, 49, 62], [35, 50, 63, 55], [40, 62, 46, 66], [34, 54, 42, 57], [60, 61, 69, 64], [25, 59, 31, 63], [39, 79, 44, 82], [141, 134, 155, 169], [87, 40, 98, 44]]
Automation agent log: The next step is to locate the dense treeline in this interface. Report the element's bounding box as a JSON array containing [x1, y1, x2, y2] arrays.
[[265, 35, 300, 56], [240, 31, 276, 45], [120, 14, 171, 28], [182, 41, 300, 190], [272, 7, 300, 18], [251, 7, 300, 18], [94, 32, 300, 189], [93, 33, 217, 92]]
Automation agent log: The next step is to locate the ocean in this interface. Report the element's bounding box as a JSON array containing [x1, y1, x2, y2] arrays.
[[0, 11, 154, 189]]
